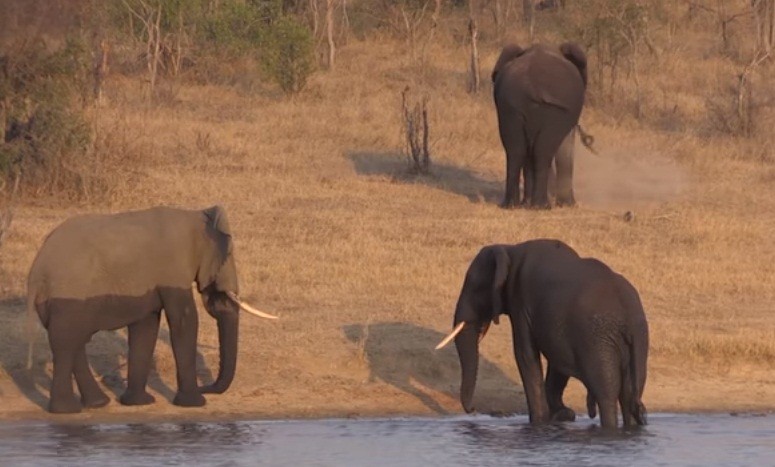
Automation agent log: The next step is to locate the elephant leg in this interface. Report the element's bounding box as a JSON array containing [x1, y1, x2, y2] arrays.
[[545, 365, 575, 422], [497, 109, 527, 209], [46, 313, 86, 414], [597, 395, 619, 429], [161, 290, 206, 407], [120, 311, 161, 406], [511, 322, 550, 424], [528, 107, 577, 209], [554, 128, 576, 207], [618, 366, 640, 428], [583, 357, 621, 429], [73, 347, 110, 409], [522, 157, 534, 206], [529, 155, 553, 209]]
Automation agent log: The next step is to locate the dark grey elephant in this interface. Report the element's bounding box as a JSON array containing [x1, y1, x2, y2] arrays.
[[436, 239, 649, 429], [26, 205, 277, 414], [492, 42, 587, 209]]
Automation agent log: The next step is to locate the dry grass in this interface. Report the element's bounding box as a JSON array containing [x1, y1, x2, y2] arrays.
[[1, 17, 774, 419]]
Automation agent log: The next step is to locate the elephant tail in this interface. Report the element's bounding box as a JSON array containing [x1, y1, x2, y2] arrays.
[[628, 330, 649, 426]]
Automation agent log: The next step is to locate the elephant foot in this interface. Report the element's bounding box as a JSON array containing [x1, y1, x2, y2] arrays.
[[48, 396, 83, 414], [120, 389, 156, 406], [556, 198, 576, 208], [173, 391, 206, 407], [551, 407, 577, 422], [82, 390, 111, 409], [528, 202, 551, 210], [199, 383, 225, 394]]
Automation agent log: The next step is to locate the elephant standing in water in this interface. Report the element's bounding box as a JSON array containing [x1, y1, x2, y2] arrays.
[[437, 239, 649, 429], [26, 205, 277, 413], [492, 42, 587, 208]]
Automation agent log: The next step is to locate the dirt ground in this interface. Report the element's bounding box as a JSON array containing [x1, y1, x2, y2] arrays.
[[0, 275, 773, 423], [1, 34, 775, 423]]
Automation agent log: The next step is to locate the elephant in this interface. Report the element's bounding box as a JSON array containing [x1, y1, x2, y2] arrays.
[[436, 239, 649, 429], [25, 205, 277, 413], [492, 42, 587, 209]]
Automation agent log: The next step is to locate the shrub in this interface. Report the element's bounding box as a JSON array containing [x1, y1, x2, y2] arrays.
[[261, 15, 315, 94], [198, 0, 268, 55], [0, 37, 97, 200]]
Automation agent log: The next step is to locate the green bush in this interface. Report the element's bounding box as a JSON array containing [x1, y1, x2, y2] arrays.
[[1, 37, 95, 199], [261, 15, 315, 94], [198, 1, 268, 55]]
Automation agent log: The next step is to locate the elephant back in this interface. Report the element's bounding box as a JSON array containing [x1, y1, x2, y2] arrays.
[[495, 44, 585, 114]]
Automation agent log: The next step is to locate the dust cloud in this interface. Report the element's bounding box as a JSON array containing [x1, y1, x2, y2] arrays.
[[573, 145, 686, 210]]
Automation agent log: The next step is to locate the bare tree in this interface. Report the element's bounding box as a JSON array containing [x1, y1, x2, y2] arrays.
[[736, 50, 770, 136], [468, 0, 481, 93], [752, 0, 775, 54], [326, 0, 336, 68], [93, 39, 110, 104], [523, 0, 535, 41], [122, 0, 163, 103], [401, 87, 431, 174], [683, 0, 749, 50], [0, 170, 21, 251]]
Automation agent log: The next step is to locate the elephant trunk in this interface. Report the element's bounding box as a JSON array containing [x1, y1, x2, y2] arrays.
[[201, 311, 239, 394], [455, 322, 480, 413]]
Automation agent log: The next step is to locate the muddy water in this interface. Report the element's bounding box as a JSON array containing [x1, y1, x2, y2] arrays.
[[0, 413, 773, 466]]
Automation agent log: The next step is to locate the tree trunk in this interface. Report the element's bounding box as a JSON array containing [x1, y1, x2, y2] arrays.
[[326, 0, 336, 69], [468, 17, 480, 93], [523, 0, 534, 41], [93, 39, 110, 104]]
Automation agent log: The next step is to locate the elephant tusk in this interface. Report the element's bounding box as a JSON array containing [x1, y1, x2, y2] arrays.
[[435, 321, 466, 350], [225, 291, 279, 320]]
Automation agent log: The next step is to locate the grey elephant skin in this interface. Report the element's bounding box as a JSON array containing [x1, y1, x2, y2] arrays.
[[448, 239, 649, 429], [492, 43, 587, 209], [26, 205, 247, 413]]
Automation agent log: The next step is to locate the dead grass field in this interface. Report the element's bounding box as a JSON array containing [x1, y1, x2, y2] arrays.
[[1, 24, 774, 422]]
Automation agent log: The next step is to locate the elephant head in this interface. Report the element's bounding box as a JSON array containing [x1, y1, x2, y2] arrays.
[[436, 245, 512, 413], [196, 205, 277, 394]]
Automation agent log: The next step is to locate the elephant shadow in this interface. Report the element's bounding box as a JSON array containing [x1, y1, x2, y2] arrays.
[[347, 151, 502, 204], [0, 297, 215, 411], [342, 322, 525, 416]]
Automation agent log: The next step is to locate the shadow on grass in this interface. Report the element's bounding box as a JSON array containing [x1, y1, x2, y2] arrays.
[[343, 321, 525, 416], [347, 151, 502, 204], [0, 297, 215, 412]]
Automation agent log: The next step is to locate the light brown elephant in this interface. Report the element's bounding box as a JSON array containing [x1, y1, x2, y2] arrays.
[[26, 205, 277, 413]]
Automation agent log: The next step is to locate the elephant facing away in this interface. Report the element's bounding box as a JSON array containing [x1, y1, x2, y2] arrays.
[[26, 205, 277, 413], [492, 42, 587, 209], [437, 239, 649, 429]]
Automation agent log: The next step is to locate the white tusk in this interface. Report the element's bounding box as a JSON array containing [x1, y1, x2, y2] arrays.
[[435, 321, 466, 350], [226, 292, 279, 320]]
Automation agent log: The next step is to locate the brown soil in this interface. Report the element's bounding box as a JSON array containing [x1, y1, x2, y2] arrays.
[[1, 33, 775, 423]]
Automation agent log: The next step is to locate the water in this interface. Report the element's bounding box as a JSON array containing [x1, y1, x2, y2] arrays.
[[0, 413, 773, 466]]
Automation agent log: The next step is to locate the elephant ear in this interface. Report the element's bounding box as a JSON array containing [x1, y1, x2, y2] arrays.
[[196, 205, 234, 292], [559, 42, 588, 88], [492, 43, 525, 83], [490, 246, 511, 323]]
